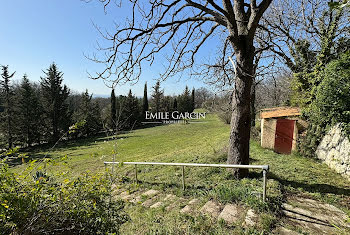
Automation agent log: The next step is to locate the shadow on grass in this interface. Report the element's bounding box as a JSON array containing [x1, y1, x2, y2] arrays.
[[115, 174, 213, 192], [247, 171, 264, 179], [7, 133, 141, 167], [125, 179, 216, 197], [268, 172, 350, 196]]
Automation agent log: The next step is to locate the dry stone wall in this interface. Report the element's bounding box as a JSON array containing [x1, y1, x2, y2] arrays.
[[316, 124, 350, 180]]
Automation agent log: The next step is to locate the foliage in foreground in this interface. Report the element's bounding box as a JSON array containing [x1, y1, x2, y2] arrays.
[[0, 158, 128, 235], [310, 52, 350, 135], [300, 52, 350, 157]]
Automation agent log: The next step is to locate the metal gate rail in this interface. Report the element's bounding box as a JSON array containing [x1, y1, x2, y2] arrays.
[[104, 161, 269, 201]]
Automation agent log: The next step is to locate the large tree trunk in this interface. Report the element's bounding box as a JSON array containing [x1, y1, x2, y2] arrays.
[[227, 40, 254, 178], [251, 82, 256, 127]]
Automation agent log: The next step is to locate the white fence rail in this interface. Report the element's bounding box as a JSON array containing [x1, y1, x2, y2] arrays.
[[104, 161, 269, 201]]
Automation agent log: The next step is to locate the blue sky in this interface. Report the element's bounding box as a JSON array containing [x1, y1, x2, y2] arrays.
[[0, 0, 211, 97]]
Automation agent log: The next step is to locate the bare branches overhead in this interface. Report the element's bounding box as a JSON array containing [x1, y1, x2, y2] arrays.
[[88, 0, 274, 178], [258, 0, 349, 72], [88, 0, 273, 85]]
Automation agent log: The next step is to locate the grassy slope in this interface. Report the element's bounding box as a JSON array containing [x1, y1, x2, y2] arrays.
[[17, 113, 229, 178], [14, 113, 350, 233], [251, 143, 350, 206], [19, 113, 349, 192]]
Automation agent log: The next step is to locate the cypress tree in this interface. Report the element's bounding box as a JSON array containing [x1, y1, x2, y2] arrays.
[[191, 88, 195, 112], [173, 98, 178, 110], [111, 89, 117, 132], [0, 66, 15, 149], [40, 63, 70, 142], [143, 82, 149, 114]]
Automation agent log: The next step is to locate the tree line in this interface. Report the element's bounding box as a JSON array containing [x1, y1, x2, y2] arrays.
[[109, 80, 196, 131], [0, 63, 101, 149], [0, 63, 199, 149]]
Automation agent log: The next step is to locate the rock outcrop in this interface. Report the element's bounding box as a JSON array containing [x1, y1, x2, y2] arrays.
[[316, 124, 350, 180]]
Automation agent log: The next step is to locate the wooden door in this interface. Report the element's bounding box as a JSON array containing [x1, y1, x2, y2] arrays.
[[274, 119, 295, 154]]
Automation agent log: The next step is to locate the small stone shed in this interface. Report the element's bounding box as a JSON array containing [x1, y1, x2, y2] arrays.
[[260, 107, 306, 154]]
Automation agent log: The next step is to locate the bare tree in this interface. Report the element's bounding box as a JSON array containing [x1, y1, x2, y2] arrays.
[[259, 0, 349, 74], [89, 0, 273, 178], [195, 87, 214, 108], [255, 69, 292, 109], [250, 0, 348, 113]]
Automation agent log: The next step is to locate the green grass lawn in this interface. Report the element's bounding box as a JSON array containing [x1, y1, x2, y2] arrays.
[[12, 112, 350, 234], [16, 113, 230, 178]]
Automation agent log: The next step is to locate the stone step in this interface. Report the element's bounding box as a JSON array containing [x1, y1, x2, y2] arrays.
[[281, 197, 350, 235], [139, 190, 161, 207], [117, 189, 256, 228], [113, 189, 158, 206], [180, 198, 200, 214], [117, 189, 187, 210], [275, 227, 301, 235], [243, 209, 258, 227], [163, 194, 177, 201], [200, 200, 223, 218], [142, 189, 159, 197], [166, 197, 187, 211], [217, 203, 244, 225], [117, 190, 144, 203], [114, 187, 350, 234], [150, 201, 164, 208], [129, 195, 142, 203], [119, 191, 133, 201], [142, 198, 156, 207]]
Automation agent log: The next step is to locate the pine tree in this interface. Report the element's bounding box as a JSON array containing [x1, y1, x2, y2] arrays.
[[173, 98, 178, 111], [74, 90, 101, 136], [115, 95, 127, 130], [178, 86, 191, 113], [151, 81, 163, 113], [125, 89, 140, 129], [111, 89, 117, 132], [191, 88, 195, 112], [162, 96, 171, 112], [17, 75, 43, 146], [0, 66, 15, 149], [40, 63, 70, 142], [142, 82, 149, 116]]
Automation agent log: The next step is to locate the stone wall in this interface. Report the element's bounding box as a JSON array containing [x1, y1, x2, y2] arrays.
[[316, 124, 350, 180]]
